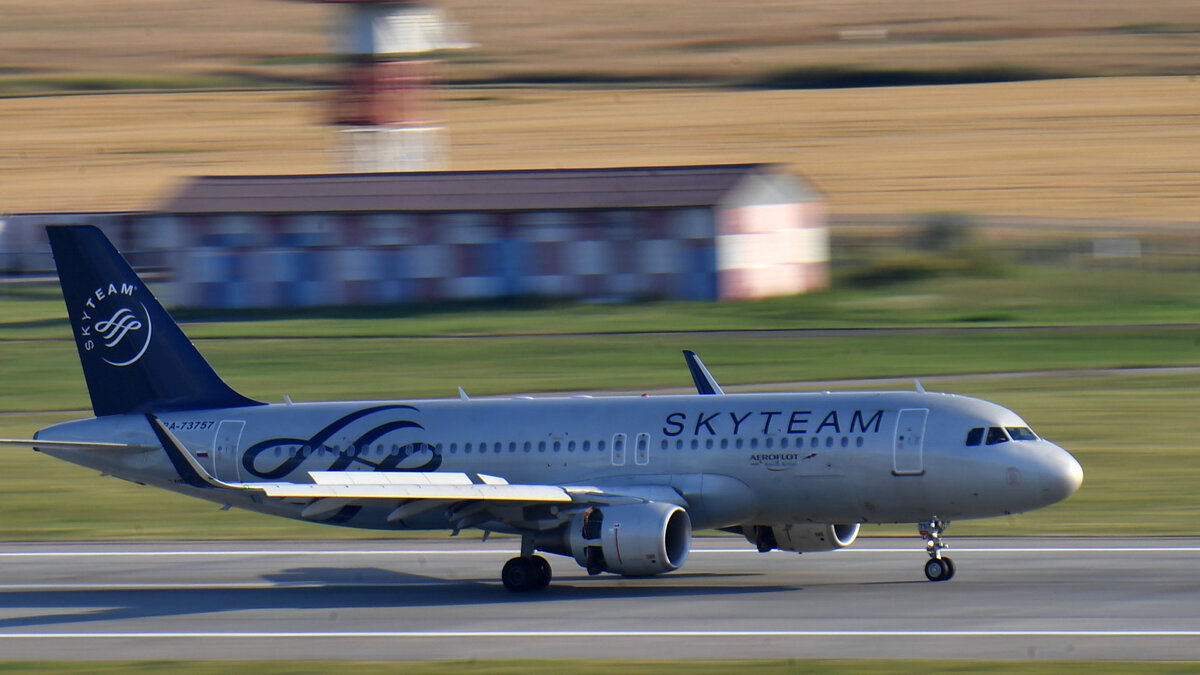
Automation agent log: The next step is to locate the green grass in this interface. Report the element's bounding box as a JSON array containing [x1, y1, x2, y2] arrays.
[[1, 662, 1198, 674], [6, 264, 1200, 339], [3, 263, 1200, 538], [3, 328, 1200, 412]]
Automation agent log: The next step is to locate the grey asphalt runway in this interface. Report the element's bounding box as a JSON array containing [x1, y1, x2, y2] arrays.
[[1, 536, 1198, 662]]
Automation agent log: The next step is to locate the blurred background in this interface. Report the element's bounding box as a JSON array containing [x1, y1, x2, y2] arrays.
[[2, 0, 1200, 537], [3, 0, 1200, 259]]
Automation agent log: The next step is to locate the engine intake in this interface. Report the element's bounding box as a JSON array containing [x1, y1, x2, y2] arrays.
[[537, 502, 692, 576], [746, 522, 860, 553]]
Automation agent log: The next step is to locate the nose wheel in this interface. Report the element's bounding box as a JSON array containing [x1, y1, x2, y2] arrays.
[[923, 555, 955, 581], [919, 518, 955, 582]]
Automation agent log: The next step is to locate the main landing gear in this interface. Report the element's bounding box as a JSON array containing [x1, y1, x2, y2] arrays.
[[919, 518, 955, 582], [501, 534, 552, 592]]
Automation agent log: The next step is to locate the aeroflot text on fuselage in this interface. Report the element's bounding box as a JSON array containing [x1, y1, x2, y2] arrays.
[[662, 409, 885, 437]]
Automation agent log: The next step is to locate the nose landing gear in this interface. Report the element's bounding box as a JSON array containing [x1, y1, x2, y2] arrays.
[[919, 518, 955, 582]]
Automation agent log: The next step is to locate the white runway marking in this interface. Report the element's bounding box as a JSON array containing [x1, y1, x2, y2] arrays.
[[0, 581, 456, 590], [1, 545, 1199, 558], [3, 630, 1200, 640]]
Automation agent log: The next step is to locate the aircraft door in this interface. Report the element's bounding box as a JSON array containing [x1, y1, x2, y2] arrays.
[[892, 408, 927, 475], [213, 420, 246, 482]]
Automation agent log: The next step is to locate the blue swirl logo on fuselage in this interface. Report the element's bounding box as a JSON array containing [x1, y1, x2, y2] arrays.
[[241, 405, 440, 480]]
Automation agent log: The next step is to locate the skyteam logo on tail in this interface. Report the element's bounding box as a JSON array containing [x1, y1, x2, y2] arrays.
[[78, 282, 153, 367]]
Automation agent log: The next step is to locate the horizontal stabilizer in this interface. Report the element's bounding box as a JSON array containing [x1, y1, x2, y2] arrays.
[[0, 438, 156, 453]]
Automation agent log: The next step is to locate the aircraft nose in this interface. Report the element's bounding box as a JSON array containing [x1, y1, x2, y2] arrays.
[[1039, 442, 1083, 505]]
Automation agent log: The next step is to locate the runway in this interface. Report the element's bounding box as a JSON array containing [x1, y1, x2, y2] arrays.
[[1, 536, 1198, 661]]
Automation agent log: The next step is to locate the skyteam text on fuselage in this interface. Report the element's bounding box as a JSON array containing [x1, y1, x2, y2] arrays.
[[1, 225, 1083, 590]]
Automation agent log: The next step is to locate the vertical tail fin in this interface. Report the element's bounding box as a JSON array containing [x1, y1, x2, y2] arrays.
[[47, 225, 261, 416]]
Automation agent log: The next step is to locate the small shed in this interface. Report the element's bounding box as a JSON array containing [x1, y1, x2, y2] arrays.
[[142, 163, 827, 308]]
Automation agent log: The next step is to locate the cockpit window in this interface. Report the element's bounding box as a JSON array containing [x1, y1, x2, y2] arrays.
[[1006, 426, 1038, 441], [965, 428, 984, 446], [985, 427, 1009, 445]]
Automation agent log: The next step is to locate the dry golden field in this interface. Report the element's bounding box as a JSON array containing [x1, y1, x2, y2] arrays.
[[5, 0, 1200, 83], [2, 0, 1200, 218], [3, 78, 1199, 219]]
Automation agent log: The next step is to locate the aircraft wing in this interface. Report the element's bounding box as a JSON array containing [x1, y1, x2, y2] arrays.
[[255, 471, 573, 502]]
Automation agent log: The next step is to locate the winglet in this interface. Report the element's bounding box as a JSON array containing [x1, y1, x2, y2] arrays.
[[683, 350, 724, 395], [146, 414, 236, 490]]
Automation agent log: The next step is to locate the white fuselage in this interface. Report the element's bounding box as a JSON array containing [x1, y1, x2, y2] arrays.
[[36, 389, 1082, 532]]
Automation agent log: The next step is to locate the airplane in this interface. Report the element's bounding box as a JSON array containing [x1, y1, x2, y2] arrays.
[[1, 225, 1083, 591]]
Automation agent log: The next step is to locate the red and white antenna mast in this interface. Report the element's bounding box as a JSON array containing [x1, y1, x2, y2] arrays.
[[309, 0, 469, 171]]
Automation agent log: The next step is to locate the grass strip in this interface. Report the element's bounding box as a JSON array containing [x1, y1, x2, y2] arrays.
[[1, 661, 1199, 674]]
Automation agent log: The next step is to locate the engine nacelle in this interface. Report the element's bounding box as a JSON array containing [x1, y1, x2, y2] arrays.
[[744, 522, 860, 553], [538, 502, 692, 576]]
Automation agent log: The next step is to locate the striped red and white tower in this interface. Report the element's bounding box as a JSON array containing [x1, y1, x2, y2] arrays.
[[310, 0, 467, 171]]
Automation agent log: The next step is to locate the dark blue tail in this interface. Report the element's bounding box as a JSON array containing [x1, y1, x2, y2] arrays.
[[47, 225, 261, 416]]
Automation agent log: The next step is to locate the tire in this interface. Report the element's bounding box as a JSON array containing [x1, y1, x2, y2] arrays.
[[939, 556, 956, 581], [502, 557, 537, 591], [924, 557, 951, 582], [532, 555, 553, 590]]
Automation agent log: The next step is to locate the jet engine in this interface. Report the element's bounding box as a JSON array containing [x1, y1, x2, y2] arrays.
[[537, 501, 692, 576], [744, 522, 860, 553]]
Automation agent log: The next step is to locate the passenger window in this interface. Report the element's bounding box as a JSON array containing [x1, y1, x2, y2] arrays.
[[986, 427, 1009, 445], [1006, 427, 1038, 441], [966, 428, 984, 446]]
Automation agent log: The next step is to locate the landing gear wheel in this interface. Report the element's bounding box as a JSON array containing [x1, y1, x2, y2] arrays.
[[918, 518, 955, 582], [940, 556, 955, 580], [502, 556, 538, 592], [924, 556, 955, 582], [532, 555, 552, 590]]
